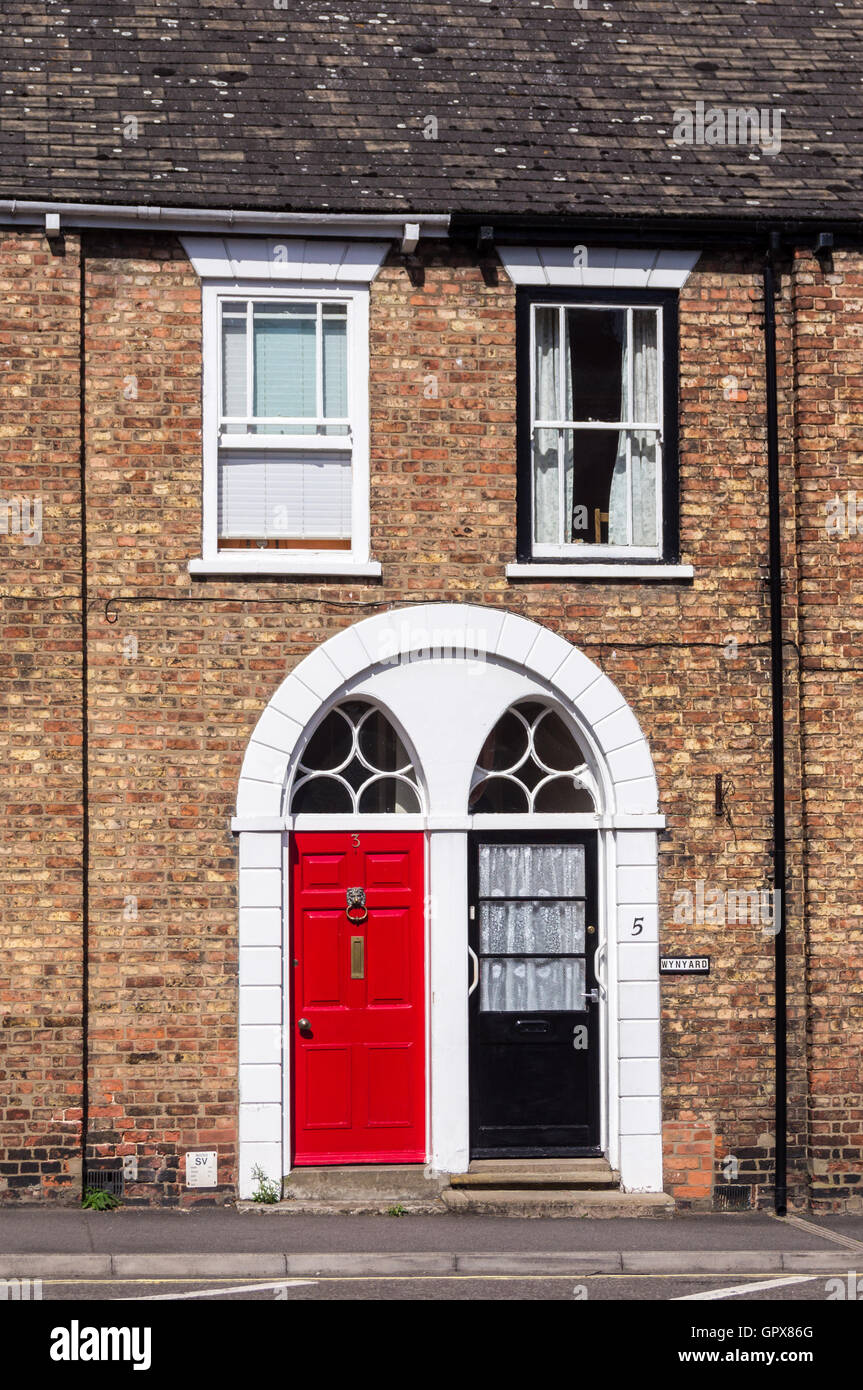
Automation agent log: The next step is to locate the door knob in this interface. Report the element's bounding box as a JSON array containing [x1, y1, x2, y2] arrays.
[[298, 1018, 310, 1030]]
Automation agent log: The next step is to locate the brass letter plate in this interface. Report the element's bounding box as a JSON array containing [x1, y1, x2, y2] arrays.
[[350, 935, 365, 979]]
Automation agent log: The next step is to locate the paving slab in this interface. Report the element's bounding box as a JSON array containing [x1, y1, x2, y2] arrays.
[[0, 1208, 851, 1255]]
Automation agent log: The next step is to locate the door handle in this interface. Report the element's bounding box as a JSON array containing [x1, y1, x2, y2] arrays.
[[592, 942, 607, 1002], [298, 1018, 310, 1031], [468, 945, 479, 997]]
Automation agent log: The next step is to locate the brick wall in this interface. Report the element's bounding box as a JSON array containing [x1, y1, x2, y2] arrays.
[[0, 232, 83, 1201], [792, 247, 863, 1211], [0, 229, 857, 1207]]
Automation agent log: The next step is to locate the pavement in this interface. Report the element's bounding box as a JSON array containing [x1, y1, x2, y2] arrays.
[[1, 1208, 862, 1280]]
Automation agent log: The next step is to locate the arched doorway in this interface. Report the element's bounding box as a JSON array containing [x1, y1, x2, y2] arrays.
[[235, 604, 664, 1196]]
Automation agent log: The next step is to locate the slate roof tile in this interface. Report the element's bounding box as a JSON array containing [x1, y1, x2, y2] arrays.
[[0, 0, 859, 218]]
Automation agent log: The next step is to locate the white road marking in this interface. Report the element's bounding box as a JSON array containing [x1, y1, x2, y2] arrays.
[[779, 1213, 863, 1253], [121, 1279, 317, 1301], [674, 1274, 820, 1301]]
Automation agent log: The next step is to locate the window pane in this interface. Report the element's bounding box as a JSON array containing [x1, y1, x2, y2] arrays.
[[533, 427, 564, 544], [570, 428, 626, 545], [480, 900, 585, 954], [480, 957, 585, 1012], [218, 448, 351, 540], [323, 309, 348, 423], [291, 776, 353, 814], [469, 778, 530, 814], [533, 711, 584, 771], [221, 312, 247, 425], [565, 308, 626, 422], [476, 710, 529, 773], [533, 777, 596, 813], [534, 307, 560, 420], [358, 710, 411, 772], [478, 843, 585, 898], [633, 310, 659, 423], [300, 708, 354, 772], [357, 777, 422, 813], [631, 432, 658, 545], [253, 303, 315, 431]]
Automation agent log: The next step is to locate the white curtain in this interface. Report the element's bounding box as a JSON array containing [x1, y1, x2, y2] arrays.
[[632, 311, 659, 545], [533, 310, 573, 543], [481, 957, 585, 1011], [478, 844, 587, 1012], [480, 900, 585, 954], [478, 843, 586, 898], [608, 312, 658, 545]]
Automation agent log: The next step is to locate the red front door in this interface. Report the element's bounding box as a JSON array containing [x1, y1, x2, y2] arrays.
[[291, 831, 426, 1165]]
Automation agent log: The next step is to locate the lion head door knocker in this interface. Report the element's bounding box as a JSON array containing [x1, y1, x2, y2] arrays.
[[346, 886, 368, 924]]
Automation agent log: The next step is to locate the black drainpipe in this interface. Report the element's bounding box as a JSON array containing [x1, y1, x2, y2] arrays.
[[763, 233, 787, 1216], [78, 230, 90, 1197]]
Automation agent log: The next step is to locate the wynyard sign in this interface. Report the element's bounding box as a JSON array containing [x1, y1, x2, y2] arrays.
[[660, 956, 710, 975]]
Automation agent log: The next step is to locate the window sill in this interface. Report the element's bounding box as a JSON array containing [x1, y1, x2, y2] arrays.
[[506, 562, 694, 581], [188, 556, 382, 579]]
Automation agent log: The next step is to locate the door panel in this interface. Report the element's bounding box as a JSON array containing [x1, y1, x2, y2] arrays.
[[366, 1045, 414, 1126], [469, 833, 600, 1156], [304, 1047, 352, 1129], [292, 831, 425, 1164], [367, 910, 411, 1004]]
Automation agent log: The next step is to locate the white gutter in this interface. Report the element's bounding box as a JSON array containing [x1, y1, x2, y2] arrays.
[[0, 199, 450, 240]]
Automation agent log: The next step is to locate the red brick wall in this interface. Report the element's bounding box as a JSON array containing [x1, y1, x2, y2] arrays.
[[792, 247, 863, 1211], [0, 232, 84, 1200], [0, 229, 857, 1208]]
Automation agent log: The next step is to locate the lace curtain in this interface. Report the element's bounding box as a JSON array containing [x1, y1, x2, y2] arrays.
[[478, 844, 587, 1012], [608, 311, 658, 545], [533, 309, 573, 544], [478, 843, 585, 898], [481, 957, 585, 1012], [480, 901, 585, 953]]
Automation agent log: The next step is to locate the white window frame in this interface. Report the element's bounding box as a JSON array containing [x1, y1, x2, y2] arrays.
[[193, 280, 376, 577], [529, 300, 664, 562]]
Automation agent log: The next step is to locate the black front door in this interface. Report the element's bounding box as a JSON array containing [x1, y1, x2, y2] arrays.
[[469, 833, 600, 1156]]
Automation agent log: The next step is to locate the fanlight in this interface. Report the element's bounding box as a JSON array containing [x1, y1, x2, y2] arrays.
[[290, 700, 422, 814], [469, 700, 596, 813]]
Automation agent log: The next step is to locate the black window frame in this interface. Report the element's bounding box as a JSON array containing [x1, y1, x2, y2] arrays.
[[515, 286, 680, 565]]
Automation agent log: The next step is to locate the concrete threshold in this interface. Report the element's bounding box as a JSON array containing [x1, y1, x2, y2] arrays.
[[0, 1251, 849, 1280], [236, 1198, 448, 1216], [236, 1190, 674, 1218]]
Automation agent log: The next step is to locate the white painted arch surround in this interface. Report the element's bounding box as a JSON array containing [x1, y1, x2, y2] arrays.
[[235, 603, 664, 1197]]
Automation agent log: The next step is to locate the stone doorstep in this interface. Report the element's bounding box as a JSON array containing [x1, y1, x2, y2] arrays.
[[237, 1198, 449, 1215], [244, 1158, 671, 1215], [451, 1158, 620, 1189], [281, 1164, 447, 1202], [237, 1192, 674, 1218], [441, 1189, 675, 1217]]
